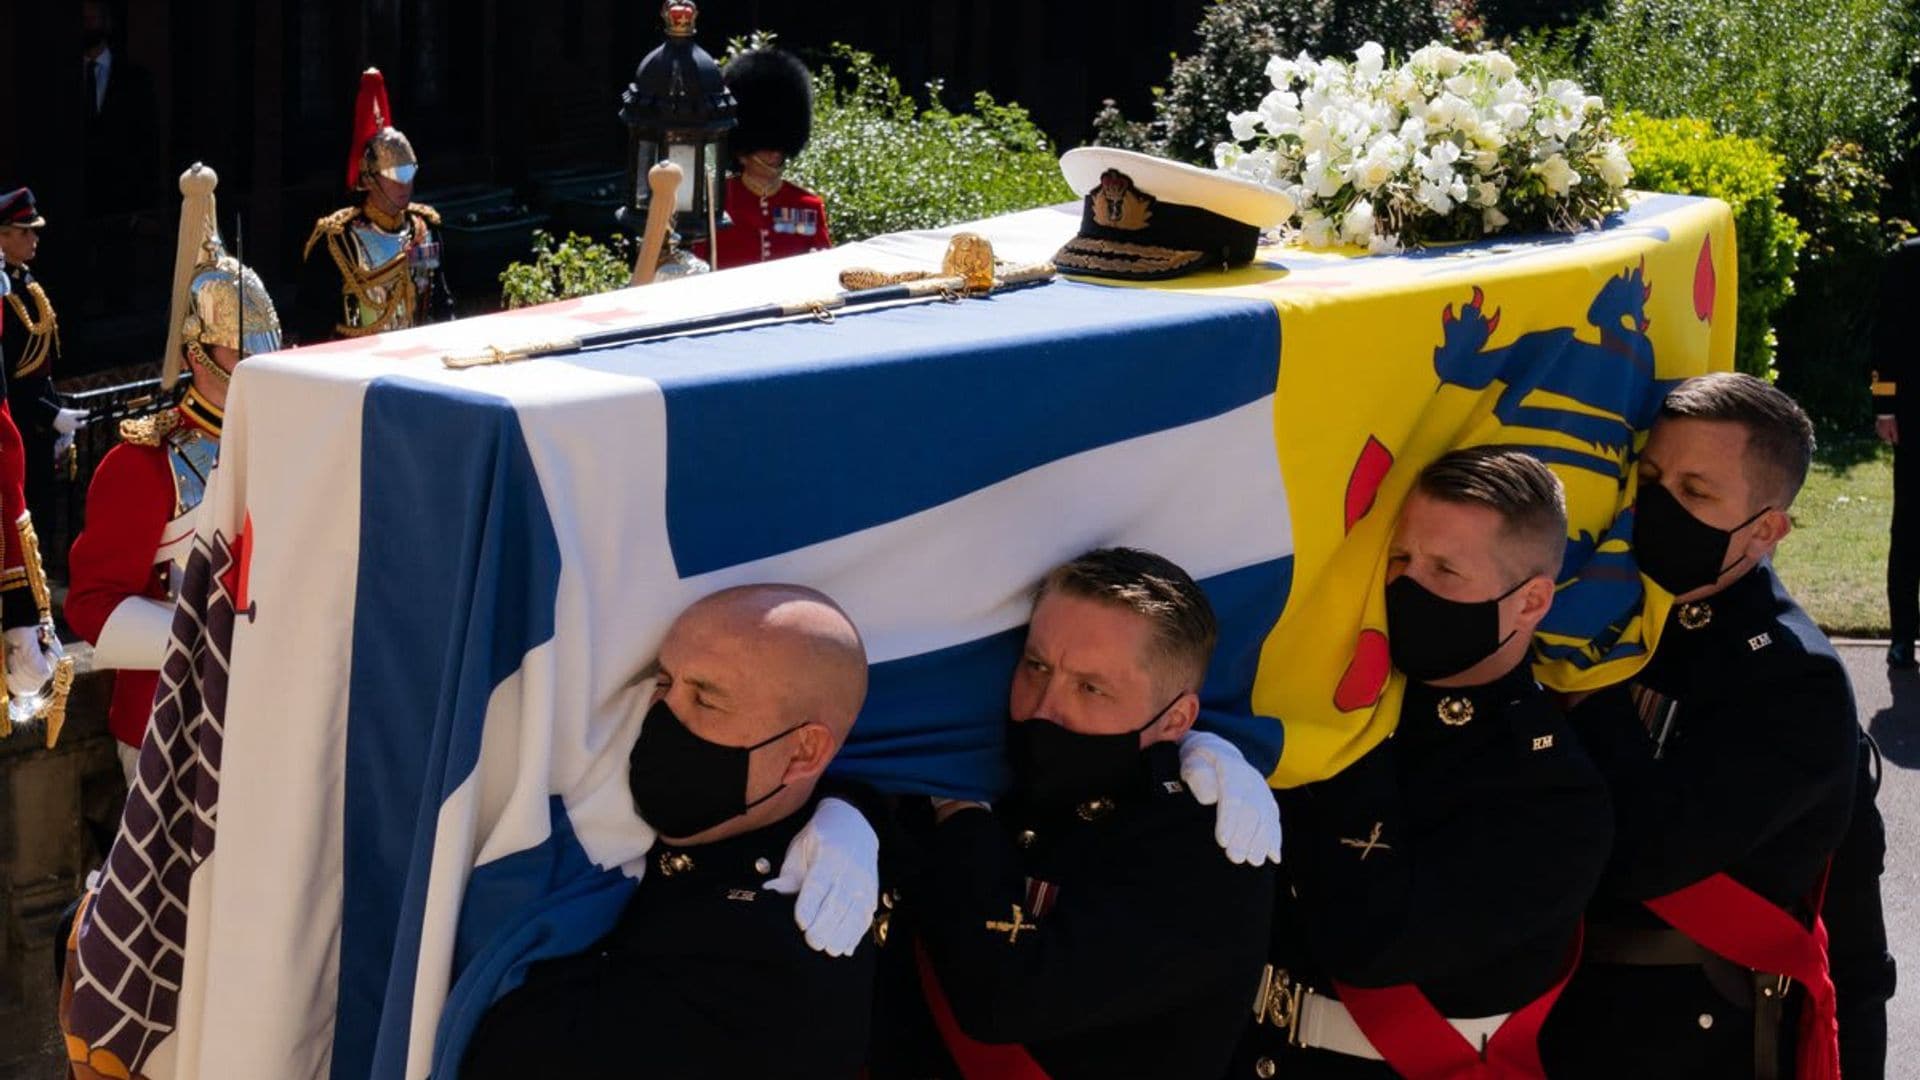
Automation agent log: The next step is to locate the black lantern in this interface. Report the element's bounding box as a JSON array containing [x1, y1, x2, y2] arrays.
[[617, 1, 736, 249]]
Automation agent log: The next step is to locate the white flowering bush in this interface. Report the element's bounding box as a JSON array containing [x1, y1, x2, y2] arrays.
[[1214, 42, 1632, 252]]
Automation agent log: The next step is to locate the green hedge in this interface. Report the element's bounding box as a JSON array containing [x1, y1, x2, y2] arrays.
[[1618, 113, 1804, 378], [787, 44, 1073, 243]]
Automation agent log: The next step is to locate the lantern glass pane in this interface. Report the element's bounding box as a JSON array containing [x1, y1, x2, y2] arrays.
[[632, 138, 658, 205], [668, 143, 698, 212]]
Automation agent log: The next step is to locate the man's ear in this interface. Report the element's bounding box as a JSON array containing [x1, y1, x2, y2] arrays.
[[1749, 506, 1793, 558], [781, 723, 838, 786], [1153, 691, 1200, 745], [1514, 573, 1556, 632]]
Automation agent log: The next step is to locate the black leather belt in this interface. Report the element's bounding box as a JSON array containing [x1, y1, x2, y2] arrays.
[[1583, 925, 1790, 1079]]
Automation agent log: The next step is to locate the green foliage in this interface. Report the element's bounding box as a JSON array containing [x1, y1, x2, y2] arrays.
[[1774, 142, 1909, 432], [1616, 113, 1804, 378], [786, 44, 1073, 244], [498, 231, 632, 310], [1089, 0, 1462, 165], [1583, 0, 1915, 178]]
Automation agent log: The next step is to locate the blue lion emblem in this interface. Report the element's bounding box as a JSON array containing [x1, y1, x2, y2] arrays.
[[1431, 259, 1678, 671]]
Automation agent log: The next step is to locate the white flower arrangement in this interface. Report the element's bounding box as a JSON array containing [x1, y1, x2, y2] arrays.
[[1214, 42, 1633, 252]]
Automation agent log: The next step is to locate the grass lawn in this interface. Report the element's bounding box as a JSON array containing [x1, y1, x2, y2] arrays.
[[1771, 438, 1894, 638]]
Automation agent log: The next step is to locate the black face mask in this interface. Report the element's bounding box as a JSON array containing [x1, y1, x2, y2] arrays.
[[1632, 481, 1770, 596], [628, 698, 801, 840], [1385, 574, 1524, 684], [1007, 697, 1177, 812]]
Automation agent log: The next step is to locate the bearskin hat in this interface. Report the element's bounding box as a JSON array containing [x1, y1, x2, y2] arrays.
[[723, 48, 814, 162]]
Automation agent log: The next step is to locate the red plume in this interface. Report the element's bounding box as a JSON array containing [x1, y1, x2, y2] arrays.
[[347, 68, 393, 190]]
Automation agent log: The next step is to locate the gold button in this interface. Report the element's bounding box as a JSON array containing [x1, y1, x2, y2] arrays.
[[1017, 829, 1037, 848], [1255, 1056, 1277, 1078], [1436, 695, 1474, 726], [1076, 797, 1115, 822], [658, 851, 695, 876], [1697, 1013, 1714, 1030]]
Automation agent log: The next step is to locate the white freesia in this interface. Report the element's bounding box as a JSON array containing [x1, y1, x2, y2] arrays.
[[1354, 41, 1386, 79], [1299, 210, 1337, 248]]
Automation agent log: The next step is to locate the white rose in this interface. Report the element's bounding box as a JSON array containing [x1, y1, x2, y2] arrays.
[[1443, 73, 1479, 99], [1228, 111, 1263, 142], [1300, 210, 1338, 248], [1484, 51, 1518, 81], [1355, 41, 1386, 79], [1483, 206, 1510, 232], [1433, 46, 1466, 76], [1342, 199, 1378, 244], [1535, 153, 1581, 196]]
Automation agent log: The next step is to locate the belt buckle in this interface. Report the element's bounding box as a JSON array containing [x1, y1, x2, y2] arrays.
[[1254, 964, 1311, 1046]]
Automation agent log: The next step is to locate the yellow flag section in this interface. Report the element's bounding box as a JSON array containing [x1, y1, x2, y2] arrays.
[[1131, 192, 1736, 785]]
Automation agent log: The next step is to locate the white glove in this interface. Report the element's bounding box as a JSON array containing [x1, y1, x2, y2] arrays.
[[4, 626, 54, 698], [52, 408, 89, 436], [1179, 730, 1283, 867], [763, 796, 880, 958]]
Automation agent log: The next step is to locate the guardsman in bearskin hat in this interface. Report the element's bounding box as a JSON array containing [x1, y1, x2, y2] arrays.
[[696, 47, 831, 268], [293, 68, 452, 343], [67, 164, 281, 781], [0, 188, 90, 521]]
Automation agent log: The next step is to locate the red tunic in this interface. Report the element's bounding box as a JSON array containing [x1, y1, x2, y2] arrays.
[[695, 176, 832, 269], [67, 404, 213, 747]]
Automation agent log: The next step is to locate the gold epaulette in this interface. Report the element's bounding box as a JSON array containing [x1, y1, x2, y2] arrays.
[[408, 203, 441, 227], [118, 410, 182, 448], [303, 206, 362, 260]]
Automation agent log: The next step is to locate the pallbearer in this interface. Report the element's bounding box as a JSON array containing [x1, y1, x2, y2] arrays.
[[1542, 374, 1861, 1080], [1232, 447, 1612, 1079]]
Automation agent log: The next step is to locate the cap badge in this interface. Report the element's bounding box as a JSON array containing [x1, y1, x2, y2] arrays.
[[1092, 170, 1154, 231]]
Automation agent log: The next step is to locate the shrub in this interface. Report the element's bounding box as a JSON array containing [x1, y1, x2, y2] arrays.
[[499, 230, 632, 310], [786, 44, 1073, 243], [1616, 113, 1803, 378], [1774, 142, 1910, 434], [1583, 0, 1914, 179], [1090, 0, 1462, 165]]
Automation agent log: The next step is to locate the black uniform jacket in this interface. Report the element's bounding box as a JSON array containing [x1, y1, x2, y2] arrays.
[[2, 262, 56, 430], [1870, 237, 1920, 419], [1228, 664, 1611, 1078], [879, 741, 1274, 1080], [461, 800, 876, 1080], [1543, 563, 1858, 1075]]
